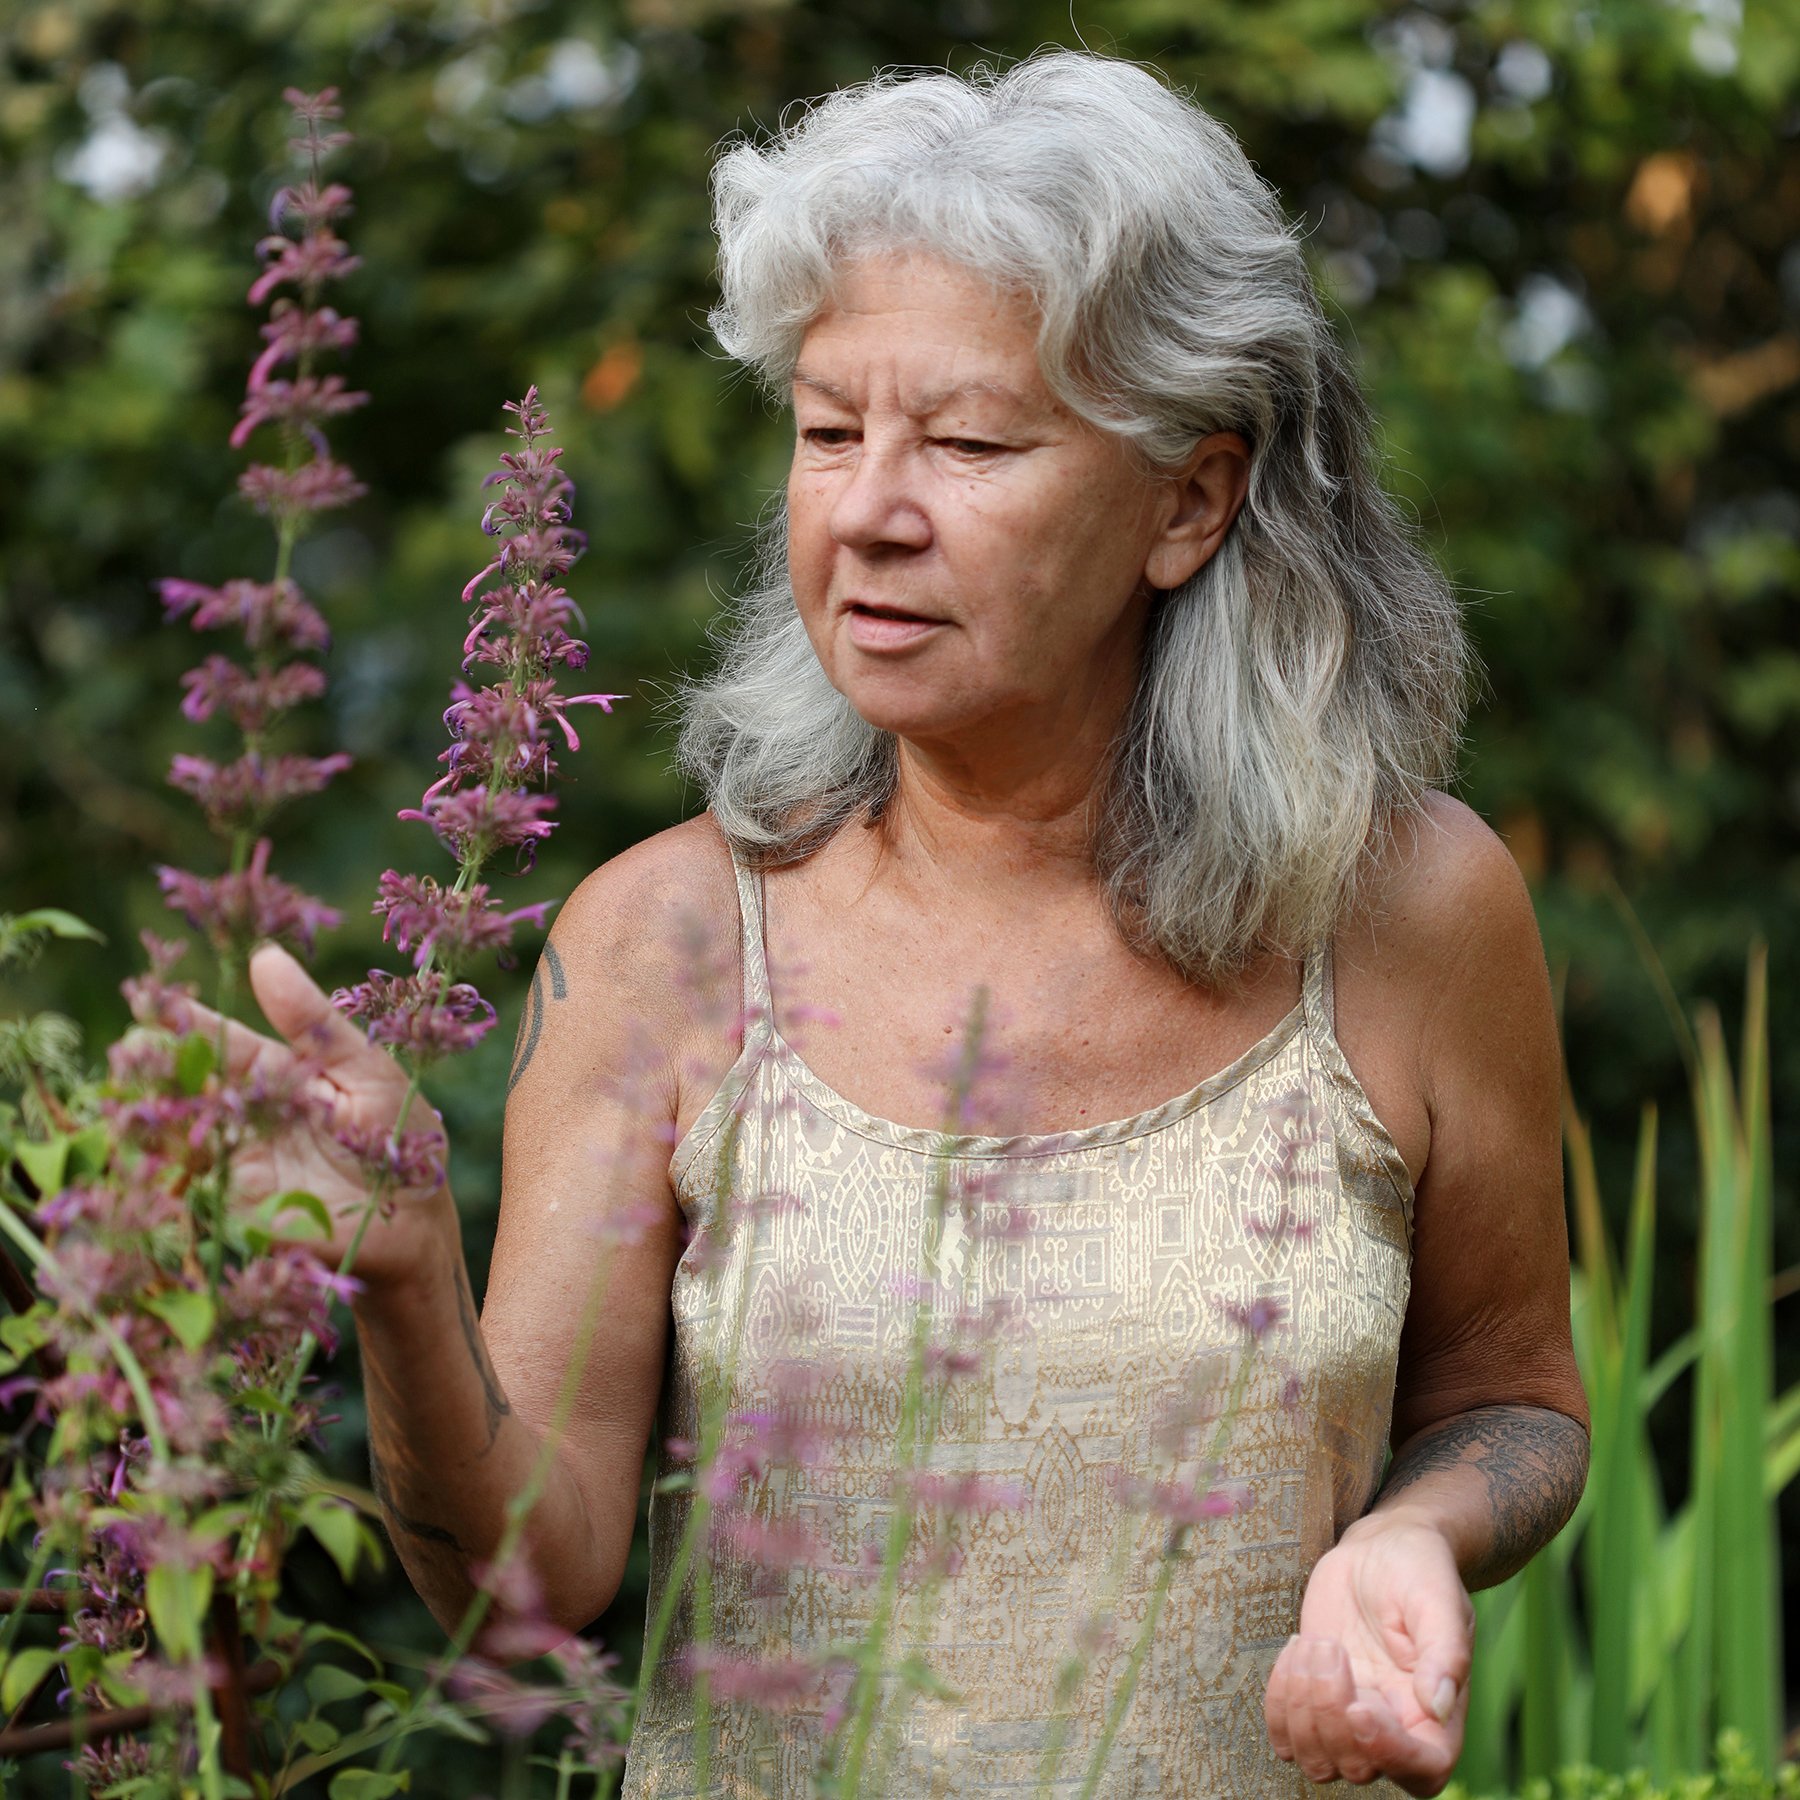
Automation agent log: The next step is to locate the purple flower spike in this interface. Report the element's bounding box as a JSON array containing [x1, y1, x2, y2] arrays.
[[331, 969, 498, 1060], [373, 872, 554, 969], [168, 749, 352, 831], [159, 577, 330, 653], [156, 838, 341, 956], [357, 387, 615, 1088]]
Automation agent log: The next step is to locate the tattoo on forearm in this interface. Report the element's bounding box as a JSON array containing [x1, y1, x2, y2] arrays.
[[455, 1260, 513, 1447], [1378, 1404, 1589, 1588], [507, 941, 566, 1095], [369, 1439, 465, 1554]]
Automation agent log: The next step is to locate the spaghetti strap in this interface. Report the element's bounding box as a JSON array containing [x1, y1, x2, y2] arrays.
[[1301, 933, 1336, 1037], [728, 850, 773, 1026]]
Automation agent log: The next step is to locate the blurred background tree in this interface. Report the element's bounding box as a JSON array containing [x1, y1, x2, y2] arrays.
[[1, 0, 1795, 1786]]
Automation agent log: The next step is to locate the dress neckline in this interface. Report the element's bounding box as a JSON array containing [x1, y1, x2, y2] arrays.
[[745, 994, 1311, 1161]]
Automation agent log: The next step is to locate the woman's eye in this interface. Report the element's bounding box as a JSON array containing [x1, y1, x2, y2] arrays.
[[939, 437, 1002, 456], [801, 427, 857, 447]]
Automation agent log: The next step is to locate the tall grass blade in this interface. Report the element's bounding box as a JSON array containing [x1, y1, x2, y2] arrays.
[[1519, 1550, 1570, 1779], [1713, 946, 1778, 1768], [1588, 1106, 1657, 1770]]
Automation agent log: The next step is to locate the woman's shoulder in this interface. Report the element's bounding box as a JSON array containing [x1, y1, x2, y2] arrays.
[[547, 814, 745, 1041], [1352, 791, 1543, 983], [1330, 792, 1549, 1187]]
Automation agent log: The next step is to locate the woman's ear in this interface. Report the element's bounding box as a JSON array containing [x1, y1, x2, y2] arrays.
[[1143, 430, 1250, 591]]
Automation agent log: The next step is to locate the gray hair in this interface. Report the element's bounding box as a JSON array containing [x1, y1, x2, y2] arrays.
[[677, 50, 1472, 981]]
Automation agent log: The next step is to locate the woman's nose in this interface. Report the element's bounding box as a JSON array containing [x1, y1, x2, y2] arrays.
[[827, 441, 933, 554]]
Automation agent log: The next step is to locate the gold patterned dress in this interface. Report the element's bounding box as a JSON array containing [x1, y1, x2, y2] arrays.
[[624, 856, 1414, 1799]]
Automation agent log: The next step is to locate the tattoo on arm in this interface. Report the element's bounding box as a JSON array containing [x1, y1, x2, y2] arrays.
[[1377, 1403, 1590, 1588], [369, 1439, 466, 1555], [508, 941, 567, 1095], [454, 1259, 513, 1448]]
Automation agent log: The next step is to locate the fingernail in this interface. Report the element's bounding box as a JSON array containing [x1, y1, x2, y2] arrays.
[[1432, 1677, 1456, 1722]]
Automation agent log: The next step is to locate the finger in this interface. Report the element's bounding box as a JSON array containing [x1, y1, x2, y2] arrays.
[[1263, 1637, 1300, 1762], [1303, 1636, 1374, 1784], [1377, 1719, 1461, 1799], [1402, 1577, 1474, 1727], [150, 989, 291, 1082], [1286, 1636, 1349, 1784], [248, 942, 380, 1072], [1348, 1684, 1462, 1797]]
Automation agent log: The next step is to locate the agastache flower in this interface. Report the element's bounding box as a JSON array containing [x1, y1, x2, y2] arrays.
[[155, 81, 358, 957], [156, 838, 341, 956], [372, 872, 552, 969], [339, 389, 616, 1063], [330, 969, 497, 1060], [159, 577, 329, 652]]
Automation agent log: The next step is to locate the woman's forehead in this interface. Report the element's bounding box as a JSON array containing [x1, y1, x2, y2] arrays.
[[791, 253, 1060, 416]]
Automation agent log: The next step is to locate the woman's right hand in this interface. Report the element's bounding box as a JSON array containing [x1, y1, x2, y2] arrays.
[[162, 941, 454, 1292]]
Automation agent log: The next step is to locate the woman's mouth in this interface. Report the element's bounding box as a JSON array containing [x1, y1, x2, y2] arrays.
[[843, 601, 946, 651]]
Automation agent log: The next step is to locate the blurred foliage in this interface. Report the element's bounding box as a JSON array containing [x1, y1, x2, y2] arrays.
[[0, 0, 1797, 1787], [1446, 1731, 1800, 1798]]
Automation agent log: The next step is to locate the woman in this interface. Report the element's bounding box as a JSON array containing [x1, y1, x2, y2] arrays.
[[225, 51, 1588, 1799]]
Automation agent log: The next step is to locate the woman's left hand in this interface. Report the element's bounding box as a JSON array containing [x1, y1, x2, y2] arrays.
[[1262, 1513, 1473, 1793]]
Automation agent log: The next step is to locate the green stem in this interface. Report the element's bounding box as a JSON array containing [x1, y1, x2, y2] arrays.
[[832, 990, 987, 1799], [1072, 1348, 1260, 1800], [622, 1110, 755, 1750]]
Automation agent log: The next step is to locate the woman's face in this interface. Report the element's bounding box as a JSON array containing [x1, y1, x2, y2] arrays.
[[786, 251, 1241, 764]]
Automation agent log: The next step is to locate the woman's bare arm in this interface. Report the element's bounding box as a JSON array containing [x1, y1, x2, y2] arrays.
[[357, 826, 737, 1635], [1357, 797, 1590, 1579], [1265, 797, 1588, 1793]]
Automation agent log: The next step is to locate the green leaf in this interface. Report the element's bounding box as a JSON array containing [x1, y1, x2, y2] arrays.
[[0, 1305, 51, 1358], [0, 1646, 58, 1712], [268, 1189, 333, 1241], [144, 1561, 213, 1662], [299, 1623, 384, 1671], [65, 1124, 111, 1181], [9, 908, 103, 943], [144, 1287, 216, 1352], [174, 1031, 217, 1096], [328, 1772, 410, 1800], [295, 1716, 341, 1753], [13, 1136, 67, 1197], [307, 1662, 371, 1707], [301, 1495, 364, 1584]]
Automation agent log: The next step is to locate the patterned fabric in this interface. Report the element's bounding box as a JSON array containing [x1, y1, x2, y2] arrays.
[[624, 855, 1414, 1799]]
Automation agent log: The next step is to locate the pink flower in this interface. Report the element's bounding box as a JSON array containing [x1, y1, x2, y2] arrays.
[[372, 871, 554, 970], [327, 1116, 446, 1194], [1217, 1295, 1287, 1341], [159, 577, 330, 653], [228, 371, 370, 451], [397, 784, 559, 863], [246, 231, 361, 309], [247, 299, 360, 389], [447, 1658, 562, 1736], [331, 968, 498, 1059], [238, 456, 366, 520], [680, 1647, 821, 1712], [178, 655, 326, 730], [167, 749, 351, 828], [156, 838, 341, 954]]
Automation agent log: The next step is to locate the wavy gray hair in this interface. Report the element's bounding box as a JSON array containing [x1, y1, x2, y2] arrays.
[[676, 50, 1472, 981]]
